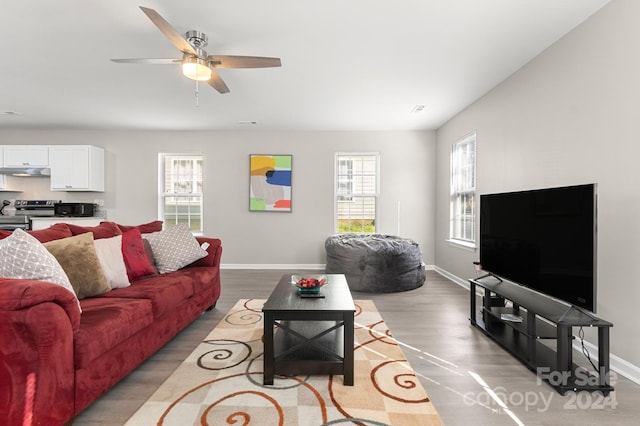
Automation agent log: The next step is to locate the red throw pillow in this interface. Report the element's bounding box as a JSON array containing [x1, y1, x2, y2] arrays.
[[142, 239, 159, 275], [0, 230, 11, 240], [66, 221, 122, 240], [120, 229, 156, 281], [115, 220, 163, 234]]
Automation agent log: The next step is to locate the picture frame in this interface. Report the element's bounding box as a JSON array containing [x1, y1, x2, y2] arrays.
[[249, 154, 292, 212]]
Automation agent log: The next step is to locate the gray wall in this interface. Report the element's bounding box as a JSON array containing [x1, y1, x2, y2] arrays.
[[435, 0, 640, 373], [0, 130, 436, 267]]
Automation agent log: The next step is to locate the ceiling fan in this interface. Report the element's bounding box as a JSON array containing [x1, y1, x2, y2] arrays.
[[111, 6, 281, 94]]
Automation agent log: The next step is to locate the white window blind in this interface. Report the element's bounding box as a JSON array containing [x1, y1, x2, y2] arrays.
[[450, 133, 476, 244], [159, 154, 203, 234], [335, 153, 379, 233]]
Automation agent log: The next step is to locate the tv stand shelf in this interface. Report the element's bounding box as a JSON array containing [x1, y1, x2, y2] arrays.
[[469, 275, 613, 395]]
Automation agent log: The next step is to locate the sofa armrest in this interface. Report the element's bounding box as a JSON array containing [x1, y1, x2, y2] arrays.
[[190, 237, 222, 268], [0, 279, 81, 333], [0, 280, 78, 424]]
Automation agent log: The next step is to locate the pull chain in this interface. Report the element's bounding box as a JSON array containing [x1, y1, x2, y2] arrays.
[[195, 80, 200, 107]]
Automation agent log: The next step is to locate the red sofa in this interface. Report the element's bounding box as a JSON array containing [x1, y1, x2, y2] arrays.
[[0, 223, 222, 425]]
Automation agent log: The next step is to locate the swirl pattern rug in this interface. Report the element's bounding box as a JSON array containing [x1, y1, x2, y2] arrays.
[[126, 299, 443, 426]]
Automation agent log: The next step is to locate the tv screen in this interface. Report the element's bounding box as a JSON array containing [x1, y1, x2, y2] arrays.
[[479, 184, 597, 313]]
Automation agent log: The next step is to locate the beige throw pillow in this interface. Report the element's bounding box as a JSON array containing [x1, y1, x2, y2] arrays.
[[44, 232, 111, 299]]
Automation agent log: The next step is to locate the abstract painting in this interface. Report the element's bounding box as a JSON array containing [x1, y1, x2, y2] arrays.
[[249, 154, 292, 212]]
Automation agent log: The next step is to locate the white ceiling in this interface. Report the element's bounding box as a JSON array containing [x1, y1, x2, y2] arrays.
[[0, 0, 610, 131]]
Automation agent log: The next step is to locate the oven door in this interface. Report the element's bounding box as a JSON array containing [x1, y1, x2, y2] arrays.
[[0, 223, 29, 231], [0, 216, 30, 231]]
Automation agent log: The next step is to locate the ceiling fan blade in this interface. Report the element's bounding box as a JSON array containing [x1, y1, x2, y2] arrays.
[[139, 6, 197, 55], [208, 55, 281, 69], [110, 58, 180, 64], [207, 69, 230, 94]]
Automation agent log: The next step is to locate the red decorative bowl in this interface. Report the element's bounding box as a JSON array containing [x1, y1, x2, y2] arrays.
[[292, 275, 327, 294]]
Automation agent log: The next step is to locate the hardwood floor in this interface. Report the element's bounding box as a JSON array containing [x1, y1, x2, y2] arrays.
[[73, 270, 639, 425]]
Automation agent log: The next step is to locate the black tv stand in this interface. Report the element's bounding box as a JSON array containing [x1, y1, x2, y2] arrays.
[[469, 276, 613, 395], [558, 304, 599, 323], [475, 272, 503, 282]]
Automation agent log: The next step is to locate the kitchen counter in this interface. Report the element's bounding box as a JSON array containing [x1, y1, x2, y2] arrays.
[[30, 217, 103, 230]]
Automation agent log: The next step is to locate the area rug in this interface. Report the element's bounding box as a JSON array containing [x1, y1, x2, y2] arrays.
[[126, 299, 443, 426]]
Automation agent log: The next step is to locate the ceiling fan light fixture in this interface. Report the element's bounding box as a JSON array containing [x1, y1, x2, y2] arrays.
[[111, 7, 281, 94], [182, 57, 212, 81]]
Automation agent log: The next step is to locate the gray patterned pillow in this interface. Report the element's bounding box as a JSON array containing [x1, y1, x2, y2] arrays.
[[142, 224, 207, 274], [0, 228, 80, 311]]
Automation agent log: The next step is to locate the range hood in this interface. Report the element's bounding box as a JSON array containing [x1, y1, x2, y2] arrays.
[[0, 167, 51, 177]]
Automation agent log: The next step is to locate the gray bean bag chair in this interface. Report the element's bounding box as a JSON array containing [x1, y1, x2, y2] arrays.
[[325, 234, 426, 292]]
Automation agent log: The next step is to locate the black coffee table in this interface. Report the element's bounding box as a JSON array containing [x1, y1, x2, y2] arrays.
[[262, 273, 355, 385]]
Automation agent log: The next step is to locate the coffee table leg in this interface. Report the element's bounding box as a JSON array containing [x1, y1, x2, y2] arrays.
[[344, 312, 354, 386], [263, 311, 274, 385]]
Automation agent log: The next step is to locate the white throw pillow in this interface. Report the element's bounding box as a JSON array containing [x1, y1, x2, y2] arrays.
[[142, 224, 207, 274], [0, 228, 80, 312], [94, 235, 131, 289]]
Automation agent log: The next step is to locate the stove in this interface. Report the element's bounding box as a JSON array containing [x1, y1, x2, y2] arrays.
[[14, 199, 60, 216], [0, 199, 60, 230]]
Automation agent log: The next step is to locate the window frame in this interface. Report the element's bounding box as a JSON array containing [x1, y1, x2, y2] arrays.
[[334, 152, 380, 234], [449, 132, 477, 249], [158, 153, 204, 235]]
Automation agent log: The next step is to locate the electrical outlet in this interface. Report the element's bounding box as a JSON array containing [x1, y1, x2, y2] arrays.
[[94, 199, 104, 207]]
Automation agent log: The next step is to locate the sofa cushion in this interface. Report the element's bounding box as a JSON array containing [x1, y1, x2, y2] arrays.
[[176, 266, 219, 295], [100, 272, 194, 317], [44, 233, 111, 299], [75, 297, 154, 368], [66, 221, 122, 240], [120, 229, 156, 281], [0, 223, 73, 242], [115, 220, 163, 234], [0, 229, 80, 312], [30, 223, 74, 242], [143, 224, 208, 274], [93, 235, 130, 289]]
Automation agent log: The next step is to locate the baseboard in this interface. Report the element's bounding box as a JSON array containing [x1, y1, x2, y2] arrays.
[[577, 340, 640, 387], [222, 263, 437, 271], [221, 264, 325, 270], [433, 265, 469, 288], [433, 266, 640, 387]]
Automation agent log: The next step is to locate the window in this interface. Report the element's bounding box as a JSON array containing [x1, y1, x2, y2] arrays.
[[450, 133, 476, 246], [335, 153, 379, 233], [159, 154, 203, 233], [336, 158, 354, 201]]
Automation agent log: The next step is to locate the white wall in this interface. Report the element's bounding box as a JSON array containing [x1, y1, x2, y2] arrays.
[[435, 0, 640, 372], [0, 130, 436, 267]]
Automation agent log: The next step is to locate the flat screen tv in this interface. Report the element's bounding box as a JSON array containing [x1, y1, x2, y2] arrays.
[[479, 183, 597, 313]]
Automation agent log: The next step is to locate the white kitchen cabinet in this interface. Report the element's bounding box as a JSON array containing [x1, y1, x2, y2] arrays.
[[0, 149, 19, 191], [2, 145, 49, 167], [0, 149, 4, 189], [50, 145, 104, 192]]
